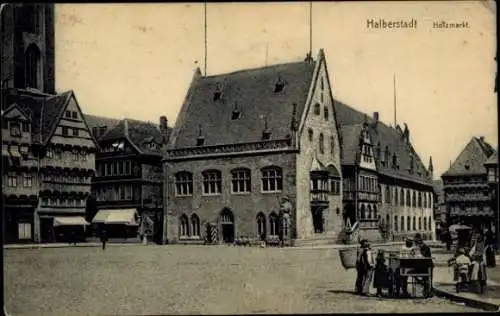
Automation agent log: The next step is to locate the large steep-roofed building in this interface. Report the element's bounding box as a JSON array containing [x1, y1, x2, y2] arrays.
[[164, 50, 343, 245]]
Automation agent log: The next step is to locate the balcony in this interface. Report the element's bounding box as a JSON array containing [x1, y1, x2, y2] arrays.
[[445, 194, 490, 202]]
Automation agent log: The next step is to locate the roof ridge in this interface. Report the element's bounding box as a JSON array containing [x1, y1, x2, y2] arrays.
[[202, 60, 312, 80]]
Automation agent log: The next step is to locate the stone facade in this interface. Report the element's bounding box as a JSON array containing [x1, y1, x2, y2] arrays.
[[164, 50, 343, 245]]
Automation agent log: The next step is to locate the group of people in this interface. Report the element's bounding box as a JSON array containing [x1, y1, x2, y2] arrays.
[[355, 233, 433, 297], [449, 230, 496, 293]]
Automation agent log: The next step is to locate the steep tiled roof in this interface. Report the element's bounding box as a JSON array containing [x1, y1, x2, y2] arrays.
[[432, 179, 444, 203], [442, 137, 496, 177], [340, 124, 363, 165], [334, 99, 433, 185], [171, 60, 316, 149], [485, 150, 498, 166], [98, 118, 170, 155], [4, 89, 72, 144], [84, 114, 122, 139]]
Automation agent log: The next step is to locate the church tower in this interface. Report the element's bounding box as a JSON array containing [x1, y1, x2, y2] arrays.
[[1, 4, 55, 94]]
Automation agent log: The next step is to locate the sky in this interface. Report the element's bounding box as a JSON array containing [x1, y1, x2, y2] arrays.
[[54, 1, 497, 179]]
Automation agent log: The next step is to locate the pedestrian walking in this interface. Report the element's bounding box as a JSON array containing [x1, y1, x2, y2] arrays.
[[100, 229, 108, 250]]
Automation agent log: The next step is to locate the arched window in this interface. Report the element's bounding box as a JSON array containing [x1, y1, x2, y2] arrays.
[[367, 205, 372, 219], [25, 44, 41, 89], [394, 187, 399, 205], [401, 216, 405, 231], [418, 192, 422, 208], [314, 103, 321, 115], [257, 213, 266, 239], [407, 216, 411, 231], [330, 136, 335, 156], [412, 216, 416, 231], [319, 133, 324, 154], [423, 217, 427, 231], [385, 185, 391, 204], [385, 214, 389, 227], [191, 214, 200, 237], [394, 216, 398, 231], [412, 191, 417, 208], [423, 193, 427, 209], [400, 189, 405, 206], [418, 217, 422, 231], [179, 214, 189, 237], [261, 166, 283, 192], [360, 204, 366, 220], [175, 171, 193, 196], [202, 169, 222, 195], [308, 128, 314, 141], [323, 107, 329, 121], [406, 190, 410, 207], [373, 205, 378, 219], [269, 212, 279, 236]]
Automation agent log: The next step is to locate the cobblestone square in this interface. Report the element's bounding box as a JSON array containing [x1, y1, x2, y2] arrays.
[[4, 245, 479, 315]]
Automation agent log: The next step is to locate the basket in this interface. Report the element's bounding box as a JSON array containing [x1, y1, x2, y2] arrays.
[[339, 247, 359, 270]]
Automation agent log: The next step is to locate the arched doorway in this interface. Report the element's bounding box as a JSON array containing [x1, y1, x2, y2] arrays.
[[220, 208, 235, 243]]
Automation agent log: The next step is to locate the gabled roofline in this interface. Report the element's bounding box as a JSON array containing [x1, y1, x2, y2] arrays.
[[2, 102, 31, 120], [43, 90, 73, 145], [297, 50, 321, 135], [72, 92, 101, 150]]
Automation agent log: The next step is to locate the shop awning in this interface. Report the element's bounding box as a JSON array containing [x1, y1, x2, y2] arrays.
[[9, 146, 21, 158], [92, 209, 139, 226], [53, 216, 89, 227]]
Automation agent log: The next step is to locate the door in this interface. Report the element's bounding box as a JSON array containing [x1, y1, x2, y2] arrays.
[[220, 208, 235, 243]]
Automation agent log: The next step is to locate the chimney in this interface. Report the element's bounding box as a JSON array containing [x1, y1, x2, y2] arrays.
[[428, 156, 434, 175], [159, 116, 169, 144]]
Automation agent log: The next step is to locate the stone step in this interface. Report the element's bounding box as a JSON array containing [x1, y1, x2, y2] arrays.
[[293, 236, 338, 247]]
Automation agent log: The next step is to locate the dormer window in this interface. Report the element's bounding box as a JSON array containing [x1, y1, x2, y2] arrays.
[[213, 82, 222, 101], [231, 102, 241, 120], [149, 142, 159, 150], [196, 125, 205, 146], [262, 130, 271, 140], [392, 153, 398, 169], [22, 122, 30, 133], [231, 110, 241, 120], [274, 76, 285, 93], [324, 107, 329, 121]]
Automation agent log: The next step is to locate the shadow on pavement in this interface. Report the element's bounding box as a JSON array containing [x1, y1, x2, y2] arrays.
[[326, 290, 432, 300]]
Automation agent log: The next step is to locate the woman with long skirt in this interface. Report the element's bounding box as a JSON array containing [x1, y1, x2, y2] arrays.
[[469, 233, 488, 293], [360, 241, 375, 296]]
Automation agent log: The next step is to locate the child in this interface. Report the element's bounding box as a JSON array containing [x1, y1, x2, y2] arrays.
[[373, 250, 389, 296], [449, 248, 471, 286]]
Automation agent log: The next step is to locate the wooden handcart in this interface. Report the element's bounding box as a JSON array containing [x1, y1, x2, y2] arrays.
[[388, 253, 434, 298]]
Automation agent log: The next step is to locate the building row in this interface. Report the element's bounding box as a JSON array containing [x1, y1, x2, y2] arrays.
[[2, 4, 437, 245], [441, 137, 498, 238]]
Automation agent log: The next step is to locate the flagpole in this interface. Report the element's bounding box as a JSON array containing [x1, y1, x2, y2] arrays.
[[393, 74, 397, 127], [204, 2, 208, 76]]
